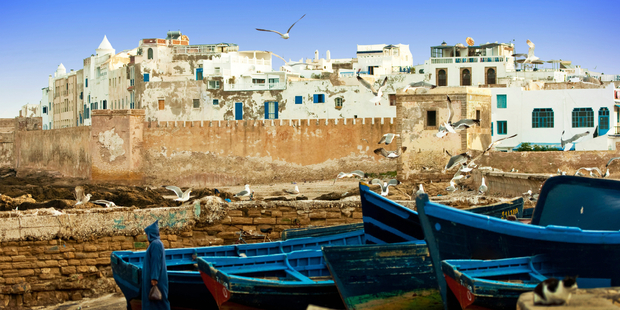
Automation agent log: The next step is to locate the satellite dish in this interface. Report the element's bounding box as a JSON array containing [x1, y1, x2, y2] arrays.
[[466, 37, 475, 46]]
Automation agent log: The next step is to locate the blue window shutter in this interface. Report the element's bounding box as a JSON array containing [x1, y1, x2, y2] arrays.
[[313, 94, 318, 103], [491, 122, 493, 136], [265, 102, 269, 119], [144, 73, 149, 82], [295, 96, 302, 104], [274, 102, 278, 119]]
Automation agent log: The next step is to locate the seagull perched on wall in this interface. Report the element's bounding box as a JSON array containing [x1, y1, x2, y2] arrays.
[[370, 179, 399, 196], [374, 147, 407, 159], [576, 167, 603, 178], [163, 185, 192, 202], [92, 200, 117, 208], [415, 184, 425, 197], [234, 184, 252, 199], [255, 14, 306, 39], [357, 69, 388, 105], [74, 186, 91, 206], [378, 133, 400, 145], [561, 130, 590, 151], [446, 180, 457, 194], [283, 183, 300, 195]]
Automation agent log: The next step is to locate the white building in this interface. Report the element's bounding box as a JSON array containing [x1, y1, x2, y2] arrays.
[[82, 35, 118, 126], [353, 44, 413, 75], [20, 103, 40, 118], [490, 84, 617, 151], [40, 86, 52, 130]]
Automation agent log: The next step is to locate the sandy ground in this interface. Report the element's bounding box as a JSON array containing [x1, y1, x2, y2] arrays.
[[32, 293, 126, 310]]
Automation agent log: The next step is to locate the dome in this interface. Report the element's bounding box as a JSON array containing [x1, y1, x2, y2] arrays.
[[96, 35, 115, 56], [56, 63, 66, 76]]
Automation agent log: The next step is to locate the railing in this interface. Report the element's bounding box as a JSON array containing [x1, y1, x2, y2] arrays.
[[431, 56, 506, 64], [173, 45, 218, 55], [224, 82, 286, 91]]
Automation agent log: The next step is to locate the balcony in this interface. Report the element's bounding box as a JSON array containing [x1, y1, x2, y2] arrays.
[[431, 56, 506, 64], [224, 81, 286, 91]]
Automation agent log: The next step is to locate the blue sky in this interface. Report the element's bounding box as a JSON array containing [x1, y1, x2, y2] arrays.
[[1, 0, 618, 118]]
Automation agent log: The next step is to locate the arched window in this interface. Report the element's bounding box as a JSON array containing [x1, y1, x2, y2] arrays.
[[572, 108, 594, 128], [461, 69, 471, 86], [599, 107, 610, 135], [532, 108, 554, 128], [438, 69, 447, 86], [487, 68, 496, 85], [148, 48, 153, 60]]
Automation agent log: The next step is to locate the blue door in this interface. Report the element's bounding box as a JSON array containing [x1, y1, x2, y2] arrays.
[[235, 102, 243, 120], [599, 107, 610, 136]]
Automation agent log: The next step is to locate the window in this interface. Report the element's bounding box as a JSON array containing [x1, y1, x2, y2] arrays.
[[389, 94, 396, 106], [158, 99, 165, 110], [487, 68, 496, 84], [130, 93, 135, 109], [215, 67, 221, 75], [265, 101, 278, 119], [572, 108, 594, 127], [461, 69, 471, 86], [85, 78, 88, 88], [193, 99, 200, 108], [144, 73, 149, 82], [532, 108, 554, 128], [427, 110, 437, 127], [295, 96, 303, 104], [313, 94, 325, 103], [208, 80, 220, 89], [102, 100, 107, 110], [438, 69, 447, 86], [497, 94, 507, 108], [599, 107, 610, 135], [476, 110, 481, 121], [42, 106, 47, 114], [497, 121, 507, 135], [491, 122, 493, 136], [335, 97, 343, 109], [80, 92, 83, 100], [148, 48, 153, 60], [252, 79, 265, 85], [213, 99, 219, 105]]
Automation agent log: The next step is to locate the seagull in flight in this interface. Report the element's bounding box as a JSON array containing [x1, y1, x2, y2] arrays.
[[378, 133, 400, 145], [576, 167, 603, 178], [513, 39, 543, 65], [445, 151, 472, 170], [256, 14, 306, 39], [561, 130, 590, 151], [402, 81, 436, 92], [334, 170, 365, 184], [370, 179, 399, 196], [164, 185, 192, 202], [436, 95, 456, 138], [74, 186, 91, 206], [374, 147, 407, 159], [92, 200, 117, 208], [357, 69, 388, 105]]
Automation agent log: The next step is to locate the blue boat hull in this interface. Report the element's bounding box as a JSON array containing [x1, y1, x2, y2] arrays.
[[281, 223, 364, 240], [417, 192, 620, 310], [112, 230, 364, 309], [323, 241, 443, 310]]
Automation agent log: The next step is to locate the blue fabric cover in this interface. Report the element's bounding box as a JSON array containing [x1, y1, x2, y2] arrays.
[[141, 220, 171, 310]]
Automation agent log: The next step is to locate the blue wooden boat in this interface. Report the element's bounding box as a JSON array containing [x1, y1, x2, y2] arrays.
[[197, 250, 343, 310], [360, 182, 523, 244], [441, 254, 612, 310], [281, 222, 364, 240], [416, 175, 620, 310], [323, 240, 443, 310], [111, 229, 364, 310], [317, 183, 522, 310]]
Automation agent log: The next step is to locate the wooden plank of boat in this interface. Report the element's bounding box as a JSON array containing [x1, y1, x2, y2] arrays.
[[281, 223, 364, 240]]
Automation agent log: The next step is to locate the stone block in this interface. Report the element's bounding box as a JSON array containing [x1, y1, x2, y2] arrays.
[[83, 259, 97, 266], [96, 243, 109, 251], [281, 212, 298, 218], [18, 269, 34, 277], [83, 245, 97, 252], [161, 240, 170, 247], [254, 218, 276, 225], [44, 260, 59, 268], [170, 242, 182, 248], [271, 211, 282, 217], [61, 266, 76, 275], [96, 257, 110, 265], [230, 217, 253, 225], [4, 277, 25, 285], [352, 212, 363, 219], [12, 262, 33, 269], [58, 260, 68, 267], [0, 263, 12, 270], [326, 212, 341, 219], [70, 292, 82, 301], [11, 255, 27, 262], [39, 273, 56, 280], [134, 242, 148, 249], [326, 219, 348, 225], [76, 266, 90, 273], [112, 236, 126, 242], [227, 210, 243, 217], [0, 256, 11, 262], [109, 242, 122, 251], [309, 211, 327, 219], [63, 252, 75, 259], [68, 259, 81, 266], [247, 210, 262, 217], [180, 231, 193, 237], [120, 242, 134, 250], [135, 235, 147, 242], [168, 235, 177, 242]]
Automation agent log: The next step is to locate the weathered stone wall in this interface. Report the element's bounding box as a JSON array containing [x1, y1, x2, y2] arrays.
[[90, 110, 145, 182], [0, 119, 15, 168], [0, 199, 365, 308], [397, 87, 492, 181], [14, 126, 91, 178], [141, 117, 398, 186]]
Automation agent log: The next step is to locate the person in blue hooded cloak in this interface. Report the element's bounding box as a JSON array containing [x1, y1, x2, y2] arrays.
[[142, 220, 171, 310]]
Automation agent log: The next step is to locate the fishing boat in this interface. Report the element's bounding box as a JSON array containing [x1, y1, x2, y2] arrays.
[[416, 175, 620, 310], [111, 229, 364, 309], [441, 254, 612, 310], [318, 183, 522, 310], [281, 222, 364, 240], [197, 249, 343, 310], [360, 182, 523, 244]]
